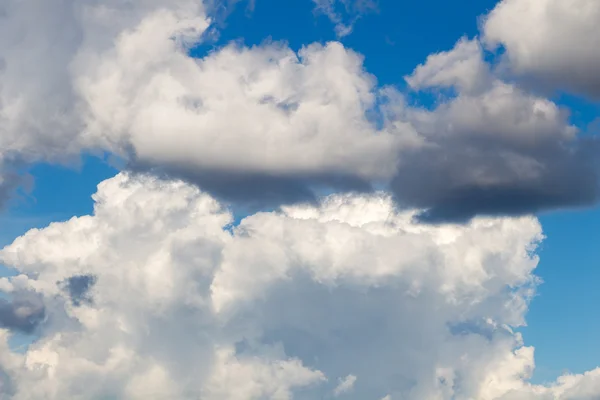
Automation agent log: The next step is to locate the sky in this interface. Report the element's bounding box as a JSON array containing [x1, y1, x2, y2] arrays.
[[1, 0, 600, 399]]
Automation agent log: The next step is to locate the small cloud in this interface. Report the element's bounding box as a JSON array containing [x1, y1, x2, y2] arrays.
[[333, 374, 357, 396]]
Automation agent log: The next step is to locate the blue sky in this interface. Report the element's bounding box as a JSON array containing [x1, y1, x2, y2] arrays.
[[2, 0, 600, 398]]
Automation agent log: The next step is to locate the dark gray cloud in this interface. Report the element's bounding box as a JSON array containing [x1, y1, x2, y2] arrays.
[[126, 129, 600, 224], [128, 161, 374, 213], [0, 293, 45, 334], [59, 274, 97, 307], [448, 319, 504, 342], [391, 136, 600, 223], [393, 37, 600, 224]]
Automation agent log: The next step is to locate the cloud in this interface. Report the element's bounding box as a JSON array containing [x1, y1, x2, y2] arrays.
[[482, 0, 600, 97], [333, 374, 357, 396], [0, 292, 44, 334], [391, 38, 600, 222], [0, 0, 598, 221], [0, 0, 405, 208], [0, 172, 598, 399], [88, 37, 403, 206], [312, 0, 378, 38]]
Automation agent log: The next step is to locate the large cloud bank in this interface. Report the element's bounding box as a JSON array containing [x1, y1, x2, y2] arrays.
[[0, 0, 600, 398], [0, 0, 599, 218], [0, 173, 598, 399]]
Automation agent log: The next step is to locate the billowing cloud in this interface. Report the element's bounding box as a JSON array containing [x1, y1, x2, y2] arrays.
[[0, 173, 598, 399], [0, 0, 406, 208], [80, 38, 404, 203], [482, 0, 600, 97], [1, 0, 599, 220], [392, 38, 600, 222]]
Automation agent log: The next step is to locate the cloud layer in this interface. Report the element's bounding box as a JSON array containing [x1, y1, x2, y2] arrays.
[[0, 173, 598, 399], [396, 38, 600, 222], [0, 0, 599, 218], [0, 1, 600, 398]]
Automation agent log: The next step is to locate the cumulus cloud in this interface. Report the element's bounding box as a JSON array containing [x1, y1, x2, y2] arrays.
[[1, 0, 599, 220], [0, 0, 208, 162], [0, 0, 405, 208], [0, 1, 599, 399], [394, 38, 600, 222], [80, 38, 403, 204], [0, 173, 598, 399], [482, 0, 600, 97]]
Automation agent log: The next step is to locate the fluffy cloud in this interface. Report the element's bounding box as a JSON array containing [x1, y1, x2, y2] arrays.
[[0, 0, 208, 162], [79, 38, 402, 187], [482, 0, 600, 97], [0, 0, 406, 207], [0, 173, 598, 399], [1, 0, 599, 219], [393, 38, 600, 222], [1, 1, 599, 399]]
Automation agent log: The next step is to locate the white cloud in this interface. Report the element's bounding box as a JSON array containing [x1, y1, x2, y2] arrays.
[[0, 172, 597, 399], [0, 0, 403, 193], [482, 0, 600, 96], [333, 374, 357, 396], [405, 37, 491, 94], [79, 39, 401, 181], [404, 38, 576, 145], [0, 0, 208, 163]]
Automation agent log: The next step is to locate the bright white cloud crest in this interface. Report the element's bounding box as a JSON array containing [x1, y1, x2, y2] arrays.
[[0, 173, 598, 399]]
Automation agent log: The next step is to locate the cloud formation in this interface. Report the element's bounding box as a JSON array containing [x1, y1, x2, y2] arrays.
[[0, 0, 403, 207], [1, 1, 600, 399], [0, 173, 598, 399], [0, 293, 44, 334], [394, 38, 600, 222], [311, 0, 377, 37], [1, 0, 599, 219], [483, 0, 600, 97]]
